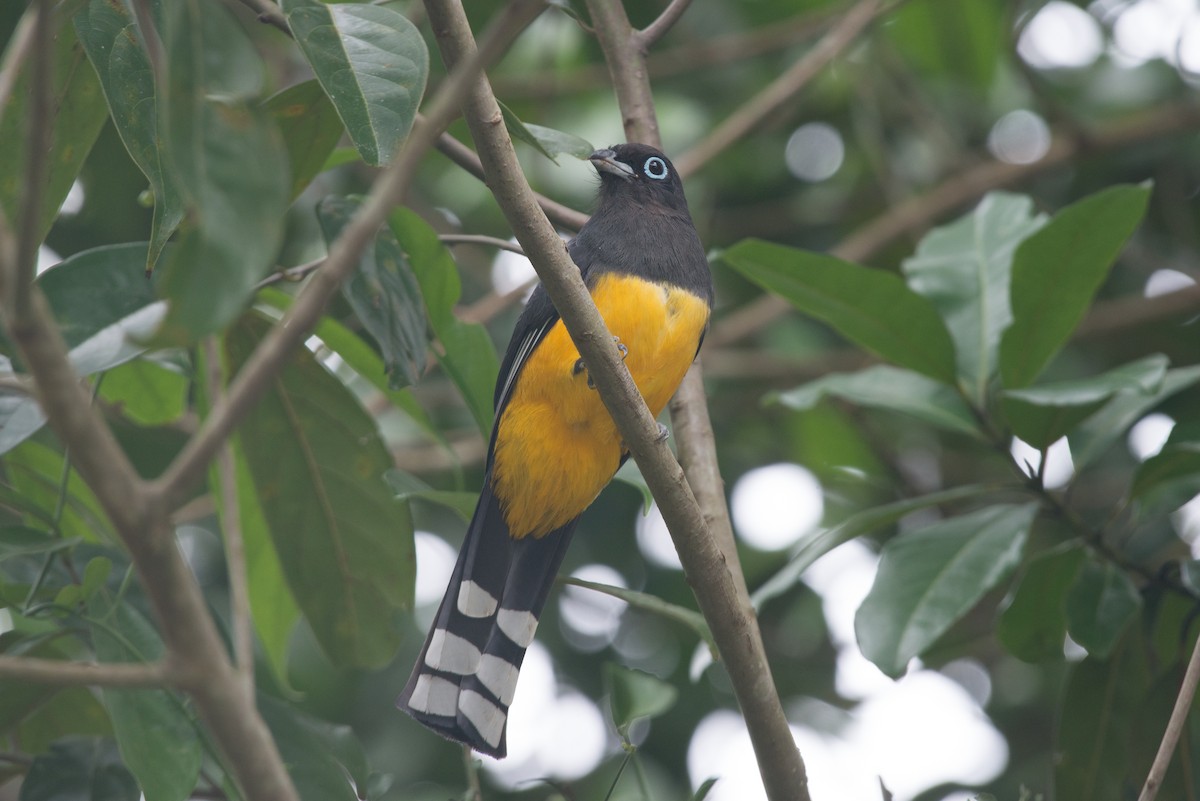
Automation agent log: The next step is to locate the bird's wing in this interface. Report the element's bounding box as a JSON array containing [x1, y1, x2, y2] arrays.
[[492, 283, 559, 420]]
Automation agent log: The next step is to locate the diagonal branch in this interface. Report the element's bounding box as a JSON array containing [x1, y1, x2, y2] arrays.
[[675, 0, 883, 178], [1138, 626, 1200, 801]]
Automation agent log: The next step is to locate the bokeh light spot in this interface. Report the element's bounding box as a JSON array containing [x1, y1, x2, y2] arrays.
[[987, 110, 1051, 165], [731, 463, 824, 551], [1017, 1, 1103, 69], [784, 122, 845, 182]]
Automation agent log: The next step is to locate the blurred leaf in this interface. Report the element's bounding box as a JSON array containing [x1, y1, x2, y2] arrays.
[[258, 693, 360, 801], [1056, 632, 1148, 801], [0, 5, 107, 249], [265, 80, 345, 201], [322, 147, 361, 171], [255, 287, 447, 451], [563, 576, 715, 654], [226, 313, 414, 669], [6, 441, 114, 542], [74, 0, 183, 270], [996, 545, 1086, 662], [88, 596, 202, 801], [604, 663, 678, 734], [317, 195, 428, 390], [284, 0, 428, 166], [691, 778, 720, 801], [17, 686, 112, 754], [0, 527, 79, 561], [613, 459, 652, 515], [888, 0, 1004, 88], [388, 208, 499, 435], [855, 503, 1037, 676], [999, 184, 1152, 388], [773, 364, 982, 439], [1001, 354, 1168, 449], [1065, 558, 1142, 659], [20, 737, 138, 801], [1070, 365, 1200, 469], [384, 470, 476, 522], [722, 240, 958, 384], [99, 357, 188, 427], [1130, 424, 1200, 518], [752, 485, 999, 609], [153, 0, 288, 343], [903, 193, 1047, 403]]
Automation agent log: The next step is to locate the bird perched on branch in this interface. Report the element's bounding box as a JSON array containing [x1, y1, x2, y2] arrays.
[[397, 143, 712, 757]]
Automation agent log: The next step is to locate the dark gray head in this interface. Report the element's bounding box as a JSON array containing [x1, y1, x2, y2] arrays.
[[588, 144, 689, 215]]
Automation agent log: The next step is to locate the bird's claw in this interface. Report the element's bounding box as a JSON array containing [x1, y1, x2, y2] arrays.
[[573, 337, 628, 390]]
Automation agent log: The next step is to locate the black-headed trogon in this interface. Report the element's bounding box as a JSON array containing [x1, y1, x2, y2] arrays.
[[397, 143, 712, 757]]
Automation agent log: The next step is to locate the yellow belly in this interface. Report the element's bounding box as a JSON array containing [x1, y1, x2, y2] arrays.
[[490, 273, 710, 538]]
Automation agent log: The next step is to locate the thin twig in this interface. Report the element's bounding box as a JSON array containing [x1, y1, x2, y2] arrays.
[[458, 277, 538, 325], [235, 0, 291, 35], [636, 0, 693, 49], [254, 257, 326, 290], [1139, 629, 1200, 801], [440, 233, 526, 254], [204, 337, 253, 695], [675, 0, 883, 178], [0, 654, 170, 687], [13, 0, 53, 320], [462, 747, 482, 801]]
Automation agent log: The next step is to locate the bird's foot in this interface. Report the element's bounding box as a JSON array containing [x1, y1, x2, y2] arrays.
[[573, 337, 628, 390]]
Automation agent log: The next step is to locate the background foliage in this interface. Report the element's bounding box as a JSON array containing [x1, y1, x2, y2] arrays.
[[1, 0, 1199, 800]]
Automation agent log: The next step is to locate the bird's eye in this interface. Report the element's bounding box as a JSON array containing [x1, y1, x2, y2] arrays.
[[643, 156, 668, 180]]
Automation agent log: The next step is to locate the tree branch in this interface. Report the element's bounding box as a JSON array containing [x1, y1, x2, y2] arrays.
[[636, 0, 693, 49], [675, 0, 883, 178], [709, 102, 1200, 347], [13, 0, 53, 320], [581, 1, 809, 799], [0, 655, 169, 688], [1138, 627, 1200, 801]]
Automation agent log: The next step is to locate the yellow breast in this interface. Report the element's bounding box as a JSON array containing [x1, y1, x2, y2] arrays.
[[490, 273, 710, 539]]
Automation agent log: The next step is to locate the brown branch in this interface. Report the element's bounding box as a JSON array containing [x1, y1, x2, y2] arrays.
[[674, 0, 883, 178], [1138, 627, 1200, 801], [584, 1, 809, 799], [13, 0, 53, 320], [636, 0, 694, 48], [0, 655, 170, 688], [439, 233, 525, 254], [709, 102, 1200, 347]]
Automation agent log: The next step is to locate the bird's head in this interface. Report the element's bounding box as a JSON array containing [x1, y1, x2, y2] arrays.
[[588, 143, 688, 213]]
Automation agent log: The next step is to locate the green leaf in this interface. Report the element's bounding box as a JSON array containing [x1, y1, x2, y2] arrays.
[[226, 313, 414, 669], [1130, 443, 1200, 519], [88, 596, 202, 801], [1055, 633, 1148, 801], [99, 357, 188, 427], [317, 195, 428, 390], [752, 485, 999, 609], [384, 470, 476, 522], [499, 99, 559, 162], [17, 686, 113, 754], [562, 576, 715, 655], [20, 738, 138, 801], [0, 526, 79, 561], [265, 80, 346, 202], [1001, 354, 1168, 449], [257, 694, 360, 801], [1070, 365, 1200, 469], [1000, 184, 1153, 388], [498, 102, 595, 163], [0, 5, 108, 249], [691, 778, 720, 801], [74, 0, 184, 270], [996, 545, 1086, 662], [855, 503, 1037, 676], [903, 193, 1047, 403], [6, 440, 114, 542], [153, 0, 289, 343], [285, 0, 429, 166], [1065, 558, 1142, 659], [887, 0, 1003, 88], [388, 208, 499, 435], [772, 365, 982, 439], [722, 239, 959, 384], [603, 663, 678, 734]]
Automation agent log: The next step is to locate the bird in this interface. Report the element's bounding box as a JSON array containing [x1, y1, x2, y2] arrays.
[[396, 143, 713, 758]]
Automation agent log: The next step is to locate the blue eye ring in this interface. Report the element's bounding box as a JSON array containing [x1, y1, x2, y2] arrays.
[[643, 156, 668, 180]]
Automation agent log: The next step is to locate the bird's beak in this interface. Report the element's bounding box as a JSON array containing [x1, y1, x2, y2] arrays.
[[589, 149, 634, 180]]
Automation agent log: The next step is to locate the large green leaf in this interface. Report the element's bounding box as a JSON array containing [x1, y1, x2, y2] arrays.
[[996, 544, 1086, 662], [902, 193, 1047, 403], [226, 313, 414, 669], [19, 738, 138, 801], [388, 208, 499, 434], [999, 184, 1152, 388], [773, 365, 982, 439], [317, 195, 428, 390], [98, 357, 188, 427], [1056, 631, 1148, 801], [1065, 557, 1142, 659], [284, 0, 429, 166], [0, 5, 107, 249], [264, 80, 346, 202], [855, 503, 1037, 676], [257, 694, 360, 801], [88, 596, 202, 801], [153, 0, 288, 343], [722, 240, 959, 385], [17, 685, 113, 754], [74, 0, 182, 270], [1000, 354, 1168, 449], [604, 663, 678, 735], [751, 485, 998, 609], [5, 441, 114, 542], [1070, 365, 1200, 469]]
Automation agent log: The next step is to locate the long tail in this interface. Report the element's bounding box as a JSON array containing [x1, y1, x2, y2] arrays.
[[396, 474, 576, 758]]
